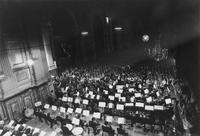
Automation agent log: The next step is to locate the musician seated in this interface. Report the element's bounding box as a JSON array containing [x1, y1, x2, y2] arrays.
[[56, 115, 64, 125], [117, 125, 128, 136], [13, 125, 24, 136], [102, 121, 115, 136], [89, 118, 100, 134], [24, 128, 33, 136], [34, 108, 43, 123], [61, 115, 71, 126], [47, 113, 57, 128], [21, 107, 32, 123], [61, 125, 72, 136]]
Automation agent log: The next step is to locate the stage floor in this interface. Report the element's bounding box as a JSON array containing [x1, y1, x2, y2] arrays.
[[26, 117, 164, 136]]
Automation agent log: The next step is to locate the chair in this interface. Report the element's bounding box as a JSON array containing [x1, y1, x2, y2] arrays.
[[101, 126, 109, 136], [117, 126, 128, 136], [144, 123, 152, 132]]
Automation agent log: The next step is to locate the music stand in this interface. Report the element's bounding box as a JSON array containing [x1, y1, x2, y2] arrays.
[[75, 108, 82, 114], [67, 108, 73, 114], [82, 110, 90, 116], [93, 112, 101, 119], [98, 102, 106, 108], [146, 97, 153, 103], [165, 98, 172, 105], [60, 107, 66, 113], [62, 97, 68, 102], [135, 93, 142, 98], [145, 105, 154, 111], [109, 95, 115, 101], [116, 104, 124, 110], [118, 117, 125, 124], [52, 105, 57, 111], [68, 97, 73, 102], [125, 103, 134, 107], [154, 105, 164, 111], [144, 89, 149, 94], [74, 98, 80, 104], [82, 99, 89, 105], [135, 102, 144, 108], [96, 95, 100, 100], [115, 93, 121, 98], [72, 118, 80, 126], [44, 104, 50, 109], [106, 116, 113, 123], [108, 103, 114, 109]]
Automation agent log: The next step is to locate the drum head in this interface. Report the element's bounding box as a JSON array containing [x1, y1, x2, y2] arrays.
[[72, 127, 83, 135]]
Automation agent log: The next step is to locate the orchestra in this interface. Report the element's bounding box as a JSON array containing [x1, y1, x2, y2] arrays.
[[0, 63, 193, 136]]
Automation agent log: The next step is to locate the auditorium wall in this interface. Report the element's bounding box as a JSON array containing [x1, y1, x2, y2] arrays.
[[0, 8, 57, 121]]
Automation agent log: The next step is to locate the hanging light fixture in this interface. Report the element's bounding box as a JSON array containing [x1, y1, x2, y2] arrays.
[[81, 31, 88, 36], [114, 27, 122, 31], [106, 17, 110, 24]]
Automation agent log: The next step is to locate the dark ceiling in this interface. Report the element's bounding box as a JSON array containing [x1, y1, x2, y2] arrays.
[[1, 0, 200, 49]]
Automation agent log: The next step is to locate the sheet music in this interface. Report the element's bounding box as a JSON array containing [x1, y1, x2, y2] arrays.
[[109, 95, 115, 100], [125, 103, 134, 106], [62, 97, 68, 102], [135, 102, 144, 107], [60, 107, 66, 113], [75, 108, 82, 114], [116, 104, 124, 110], [154, 105, 164, 110], [52, 105, 57, 111], [82, 110, 90, 116], [72, 118, 80, 125], [145, 105, 154, 111], [98, 102, 106, 108], [82, 99, 89, 105], [93, 112, 101, 119], [165, 98, 172, 104], [118, 117, 125, 124], [108, 103, 114, 108], [106, 116, 113, 122], [67, 108, 74, 113]]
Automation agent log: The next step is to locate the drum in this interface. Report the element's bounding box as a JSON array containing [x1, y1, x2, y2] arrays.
[[25, 108, 34, 118], [71, 127, 83, 135]]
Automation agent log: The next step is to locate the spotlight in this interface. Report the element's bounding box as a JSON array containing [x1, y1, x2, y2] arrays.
[[142, 34, 149, 42]]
